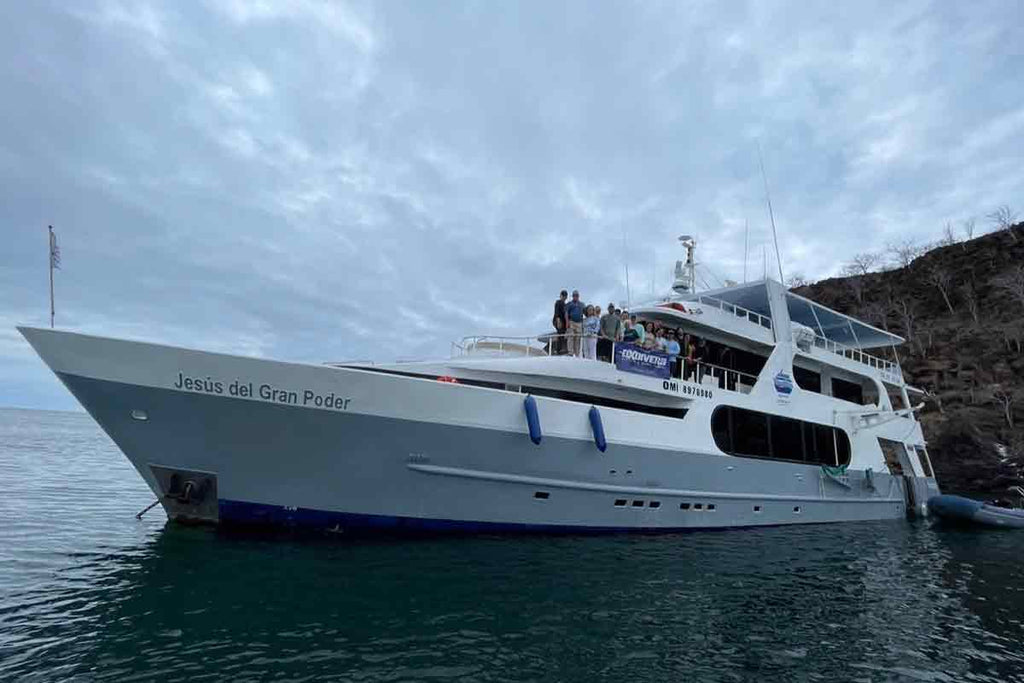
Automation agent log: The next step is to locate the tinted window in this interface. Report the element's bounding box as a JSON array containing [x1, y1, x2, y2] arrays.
[[771, 417, 804, 461], [793, 366, 821, 393], [878, 438, 906, 475], [914, 445, 934, 478], [712, 407, 850, 466], [731, 409, 769, 457], [832, 377, 865, 405], [813, 424, 836, 465]]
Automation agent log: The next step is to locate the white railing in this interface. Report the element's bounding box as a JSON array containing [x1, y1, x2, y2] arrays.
[[809, 334, 902, 384], [692, 295, 773, 330], [451, 334, 758, 394], [452, 335, 553, 357]]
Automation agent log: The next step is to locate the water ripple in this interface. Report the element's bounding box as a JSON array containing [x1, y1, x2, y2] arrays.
[[2, 408, 1024, 681]]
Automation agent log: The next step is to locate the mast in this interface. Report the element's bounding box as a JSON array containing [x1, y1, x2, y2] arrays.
[[757, 143, 785, 283], [743, 219, 749, 283]]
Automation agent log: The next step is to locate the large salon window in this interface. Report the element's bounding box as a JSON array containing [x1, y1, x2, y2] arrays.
[[711, 406, 851, 466]]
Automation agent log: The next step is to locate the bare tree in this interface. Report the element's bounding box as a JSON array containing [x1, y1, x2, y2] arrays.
[[924, 264, 955, 314], [994, 265, 1024, 311], [786, 273, 809, 290], [920, 386, 945, 415], [846, 252, 881, 276], [889, 296, 918, 343], [844, 275, 866, 304], [962, 217, 976, 241], [992, 386, 1016, 429], [887, 239, 924, 269], [987, 205, 1020, 242], [1004, 325, 1024, 355], [861, 300, 890, 332], [960, 281, 980, 326], [940, 221, 957, 247]]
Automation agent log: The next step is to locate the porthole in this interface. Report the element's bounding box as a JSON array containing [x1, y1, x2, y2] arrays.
[[754, 505, 762, 513], [793, 506, 801, 514], [707, 504, 716, 511]]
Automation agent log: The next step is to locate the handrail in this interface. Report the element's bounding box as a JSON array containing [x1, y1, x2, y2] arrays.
[[452, 334, 758, 393], [692, 295, 773, 330], [809, 334, 902, 383]]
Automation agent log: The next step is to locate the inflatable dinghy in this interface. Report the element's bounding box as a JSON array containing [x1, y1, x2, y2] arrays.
[[927, 494, 1024, 529]]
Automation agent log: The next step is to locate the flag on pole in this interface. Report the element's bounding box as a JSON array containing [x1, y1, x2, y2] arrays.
[[49, 227, 61, 269]]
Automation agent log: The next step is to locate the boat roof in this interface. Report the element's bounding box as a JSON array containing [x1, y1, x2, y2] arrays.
[[681, 280, 904, 349]]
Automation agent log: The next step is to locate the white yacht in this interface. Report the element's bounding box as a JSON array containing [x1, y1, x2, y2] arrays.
[[19, 242, 940, 533]]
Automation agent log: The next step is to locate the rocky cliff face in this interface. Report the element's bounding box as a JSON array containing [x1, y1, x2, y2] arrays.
[[794, 224, 1024, 495]]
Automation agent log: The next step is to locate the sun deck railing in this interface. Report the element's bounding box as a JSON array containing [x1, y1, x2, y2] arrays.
[[451, 334, 758, 393], [809, 334, 902, 384], [691, 295, 773, 331]]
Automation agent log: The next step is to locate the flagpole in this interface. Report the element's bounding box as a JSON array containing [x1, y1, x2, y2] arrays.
[[49, 225, 55, 328]]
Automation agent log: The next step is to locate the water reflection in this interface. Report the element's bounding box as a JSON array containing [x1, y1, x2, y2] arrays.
[[3, 408, 1024, 681], [3, 520, 1023, 681]]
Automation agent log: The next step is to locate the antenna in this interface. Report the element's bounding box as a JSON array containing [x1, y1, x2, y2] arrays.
[[672, 235, 697, 295], [622, 227, 631, 308], [757, 143, 785, 283], [743, 218, 749, 283]]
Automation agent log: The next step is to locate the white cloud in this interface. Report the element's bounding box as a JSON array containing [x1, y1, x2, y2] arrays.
[[1, 0, 1023, 409]]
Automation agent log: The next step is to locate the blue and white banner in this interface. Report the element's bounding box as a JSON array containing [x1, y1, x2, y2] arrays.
[[614, 345, 672, 379]]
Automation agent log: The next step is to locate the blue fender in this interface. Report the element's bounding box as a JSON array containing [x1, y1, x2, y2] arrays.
[[523, 395, 542, 445], [589, 405, 607, 452]]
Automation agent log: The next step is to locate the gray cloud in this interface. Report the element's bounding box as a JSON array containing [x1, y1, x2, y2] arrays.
[[2, 0, 1022, 409]]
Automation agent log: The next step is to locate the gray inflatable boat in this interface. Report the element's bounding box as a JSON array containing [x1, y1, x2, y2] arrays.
[[928, 494, 1024, 529]]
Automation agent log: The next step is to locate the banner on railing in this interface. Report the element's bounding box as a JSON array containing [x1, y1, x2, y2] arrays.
[[614, 345, 672, 379]]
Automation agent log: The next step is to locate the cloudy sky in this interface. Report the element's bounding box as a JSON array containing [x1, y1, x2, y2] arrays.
[[2, 0, 1022, 410]]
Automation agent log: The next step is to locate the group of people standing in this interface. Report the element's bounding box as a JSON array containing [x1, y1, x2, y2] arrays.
[[550, 290, 709, 372]]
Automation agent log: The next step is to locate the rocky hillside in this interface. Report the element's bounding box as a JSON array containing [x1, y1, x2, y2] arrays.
[[794, 221, 1024, 494]]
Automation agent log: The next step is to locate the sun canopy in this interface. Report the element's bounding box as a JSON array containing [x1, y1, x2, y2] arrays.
[[683, 280, 904, 350]]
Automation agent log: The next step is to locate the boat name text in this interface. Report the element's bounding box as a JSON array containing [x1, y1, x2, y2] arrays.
[[173, 372, 352, 410]]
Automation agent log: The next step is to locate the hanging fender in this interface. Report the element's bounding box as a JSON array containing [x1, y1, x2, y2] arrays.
[[523, 395, 542, 445], [589, 405, 607, 452]]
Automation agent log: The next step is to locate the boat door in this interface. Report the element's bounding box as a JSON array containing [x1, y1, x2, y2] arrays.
[[878, 438, 921, 516]]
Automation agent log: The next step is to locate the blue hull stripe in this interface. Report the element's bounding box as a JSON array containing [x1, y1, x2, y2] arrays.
[[218, 499, 708, 535]]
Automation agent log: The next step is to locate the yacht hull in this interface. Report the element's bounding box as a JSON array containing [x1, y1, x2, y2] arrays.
[[22, 327, 909, 534]]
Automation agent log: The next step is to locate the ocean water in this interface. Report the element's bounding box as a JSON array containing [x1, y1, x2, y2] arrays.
[[1, 408, 1023, 682]]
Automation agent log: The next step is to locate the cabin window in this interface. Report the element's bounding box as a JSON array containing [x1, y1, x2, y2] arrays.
[[793, 366, 821, 394], [712, 407, 851, 466], [886, 388, 908, 412], [831, 377, 864, 405], [914, 445, 934, 478], [771, 416, 804, 462], [878, 438, 907, 476], [810, 424, 836, 465], [731, 409, 769, 458]]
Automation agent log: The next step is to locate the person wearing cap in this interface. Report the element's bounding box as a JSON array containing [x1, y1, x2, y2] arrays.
[[565, 290, 586, 357]]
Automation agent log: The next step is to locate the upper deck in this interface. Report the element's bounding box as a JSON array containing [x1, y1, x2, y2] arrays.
[[636, 279, 906, 386]]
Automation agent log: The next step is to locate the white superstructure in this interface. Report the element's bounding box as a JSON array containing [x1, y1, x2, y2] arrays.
[[18, 244, 940, 533]]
